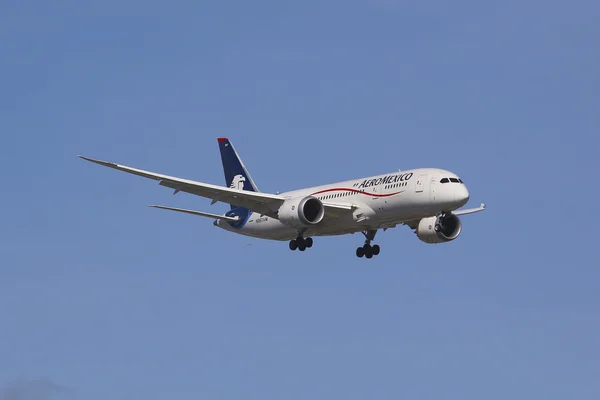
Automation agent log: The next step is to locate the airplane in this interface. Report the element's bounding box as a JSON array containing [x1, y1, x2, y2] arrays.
[[78, 138, 485, 259]]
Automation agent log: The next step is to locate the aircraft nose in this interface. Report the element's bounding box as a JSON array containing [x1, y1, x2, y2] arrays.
[[456, 185, 470, 206]]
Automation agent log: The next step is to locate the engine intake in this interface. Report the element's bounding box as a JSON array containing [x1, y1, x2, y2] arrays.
[[416, 213, 462, 244], [278, 196, 325, 228]]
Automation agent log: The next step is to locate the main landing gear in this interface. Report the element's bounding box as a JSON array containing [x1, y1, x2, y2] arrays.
[[356, 229, 380, 259], [289, 236, 313, 251]]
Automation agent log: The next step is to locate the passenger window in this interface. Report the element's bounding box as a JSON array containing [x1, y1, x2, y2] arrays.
[[440, 178, 449, 183]]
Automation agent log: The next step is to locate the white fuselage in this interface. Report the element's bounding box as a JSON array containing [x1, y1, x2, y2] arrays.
[[215, 168, 470, 241]]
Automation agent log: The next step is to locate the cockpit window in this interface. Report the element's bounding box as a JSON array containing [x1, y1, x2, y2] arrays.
[[440, 177, 464, 183]]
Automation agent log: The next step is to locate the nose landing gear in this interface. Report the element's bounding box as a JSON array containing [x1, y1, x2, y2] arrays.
[[356, 229, 380, 259]]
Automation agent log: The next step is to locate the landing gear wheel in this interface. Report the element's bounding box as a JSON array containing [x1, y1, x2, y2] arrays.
[[290, 235, 311, 252], [356, 247, 365, 258], [358, 230, 380, 259], [372, 244, 380, 256]]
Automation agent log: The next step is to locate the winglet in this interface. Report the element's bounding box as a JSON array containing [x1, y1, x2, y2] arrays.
[[77, 155, 115, 167], [77, 155, 105, 165], [77, 155, 102, 164]]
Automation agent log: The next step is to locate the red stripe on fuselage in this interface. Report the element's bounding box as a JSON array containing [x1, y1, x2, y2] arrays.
[[310, 187, 403, 198]]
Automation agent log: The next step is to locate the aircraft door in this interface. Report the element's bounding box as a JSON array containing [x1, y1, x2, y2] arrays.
[[415, 174, 427, 193]]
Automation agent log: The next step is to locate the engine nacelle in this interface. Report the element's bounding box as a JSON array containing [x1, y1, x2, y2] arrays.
[[278, 196, 325, 228], [416, 213, 462, 244]]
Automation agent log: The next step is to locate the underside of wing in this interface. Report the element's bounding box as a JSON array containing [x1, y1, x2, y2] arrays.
[[321, 201, 356, 218], [78, 155, 284, 218], [402, 203, 487, 231], [148, 205, 240, 221], [403, 219, 421, 231], [452, 203, 486, 216]]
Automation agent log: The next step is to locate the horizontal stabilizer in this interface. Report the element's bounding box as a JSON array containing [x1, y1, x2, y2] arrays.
[[148, 205, 240, 221]]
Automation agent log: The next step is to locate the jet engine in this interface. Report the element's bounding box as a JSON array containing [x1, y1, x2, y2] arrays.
[[416, 213, 462, 244], [278, 196, 325, 228]]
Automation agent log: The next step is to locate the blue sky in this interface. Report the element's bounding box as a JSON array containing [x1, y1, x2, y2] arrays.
[[1, 0, 599, 399]]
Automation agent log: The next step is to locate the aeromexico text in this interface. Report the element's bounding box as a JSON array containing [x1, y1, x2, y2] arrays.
[[356, 172, 413, 189]]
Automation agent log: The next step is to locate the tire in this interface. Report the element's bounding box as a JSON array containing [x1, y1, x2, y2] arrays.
[[372, 244, 380, 256], [305, 237, 313, 248], [356, 247, 364, 258], [289, 240, 298, 251]]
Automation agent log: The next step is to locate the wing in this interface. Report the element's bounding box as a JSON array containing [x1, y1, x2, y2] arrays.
[[148, 205, 240, 221], [452, 203, 486, 216], [320, 201, 356, 218], [78, 155, 285, 218], [79, 155, 355, 221], [402, 203, 487, 230]]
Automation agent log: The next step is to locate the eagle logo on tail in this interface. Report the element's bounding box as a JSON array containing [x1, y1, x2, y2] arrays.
[[230, 174, 246, 190]]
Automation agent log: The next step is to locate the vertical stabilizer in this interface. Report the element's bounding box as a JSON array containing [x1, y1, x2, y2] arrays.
[[217, 138, 259, 213]]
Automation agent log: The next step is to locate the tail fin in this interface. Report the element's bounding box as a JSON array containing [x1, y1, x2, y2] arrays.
[[217, 138, 258, 221], [218, 137, 259, 194]]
